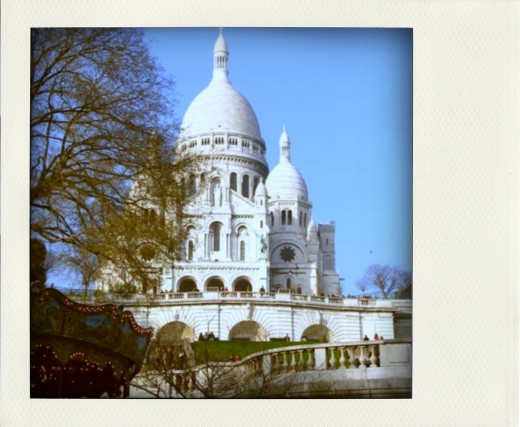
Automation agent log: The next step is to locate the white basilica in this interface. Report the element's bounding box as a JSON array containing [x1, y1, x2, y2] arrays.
[[91, 31, 410, 345], [99, 31, 341, 298], [165, 31, 341, 297]]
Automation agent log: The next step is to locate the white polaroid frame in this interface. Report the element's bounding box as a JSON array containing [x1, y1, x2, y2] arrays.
[[1, 1, 518, 426]]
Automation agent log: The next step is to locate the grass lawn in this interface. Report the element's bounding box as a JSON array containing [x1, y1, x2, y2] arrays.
[[192, 341, 305, 364]]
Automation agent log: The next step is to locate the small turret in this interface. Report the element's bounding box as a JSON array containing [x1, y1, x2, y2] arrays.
[[307, 218, 318, 240], [279, 125, 291, 162], [213, 28, 229, 80], [254, 180, 268, 205]]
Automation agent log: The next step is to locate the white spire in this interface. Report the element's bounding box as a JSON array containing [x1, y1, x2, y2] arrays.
[[279, 125, 291, 161], [213, 28, 229, 80]]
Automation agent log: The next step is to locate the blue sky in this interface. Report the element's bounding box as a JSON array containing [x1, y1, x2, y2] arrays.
[[143, 27, 412, 296]]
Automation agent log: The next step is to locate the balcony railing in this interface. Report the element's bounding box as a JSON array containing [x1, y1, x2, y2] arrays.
[[63, 290, 394, 308], [134, 339, 412, 398]]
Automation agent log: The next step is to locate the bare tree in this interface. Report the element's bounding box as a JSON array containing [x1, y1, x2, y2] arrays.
[[355, 276, 370, 296], [357, 265, 406, 299], [59, 247, 100, 299], [131, 342, 299, 398], [30, 28, 202, 280], [394, 271, 412, 299]]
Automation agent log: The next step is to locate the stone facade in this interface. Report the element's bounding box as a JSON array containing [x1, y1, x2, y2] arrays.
[[96, 31, 393, 343], [163, 31, 341, 297]]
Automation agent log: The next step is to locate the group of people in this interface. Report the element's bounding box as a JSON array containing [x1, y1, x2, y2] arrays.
[[319, 292, 344, 298], [363, 333, 384, 341], [198, 331, 216, 341]]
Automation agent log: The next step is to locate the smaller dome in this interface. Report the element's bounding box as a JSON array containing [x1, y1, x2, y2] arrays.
[[266, 159, 308, 201], [266, 127, 309, 201]]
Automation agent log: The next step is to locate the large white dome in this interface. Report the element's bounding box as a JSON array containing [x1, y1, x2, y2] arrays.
[[180, 77, 262, 140], [179, 31, 262, 141]]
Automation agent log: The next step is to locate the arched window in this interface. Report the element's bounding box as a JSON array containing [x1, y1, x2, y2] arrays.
[[230, 172, 237, 192], [260, 220, 263, 228], [253, 176, 260, 196], [286, 278, 292, 289], [271, 212, 275, 226], [180, 177, 186, 195], [210, 223, 221, 252], [304, 213, 307, 227], [143, 208, 157, 226], [288, 210, 292, 225], [299, 212, 303, 227], [189, 174, 197, 196], [241, 174, 250, 198], [188, 241, 194, 261], [281, 210, 286, 225], [240, 241, 246, 261]]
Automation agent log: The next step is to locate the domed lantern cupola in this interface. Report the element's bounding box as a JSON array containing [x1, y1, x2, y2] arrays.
[[280, 124, 291, 161], [266, 126, 309, 202], [213, 28, 229, 80]]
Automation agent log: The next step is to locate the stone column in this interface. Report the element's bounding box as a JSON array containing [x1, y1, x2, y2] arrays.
[[314, 348, 327, 370]]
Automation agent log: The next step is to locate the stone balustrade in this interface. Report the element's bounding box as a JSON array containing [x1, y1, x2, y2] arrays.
[[132, 339, 412, 398], [64, 289, 394, 309], [244, 340, 385, 373]]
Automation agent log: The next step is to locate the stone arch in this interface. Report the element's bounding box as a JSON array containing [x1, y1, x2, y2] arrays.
[[178, 276, 198, 292], [232, 276, 252, 292], [228, 321, 268, 342], [235, 223, 249, 234], [205, 276, 225, 291], [156, 321, 196, 344], [186, 224, 197, 236], [301, 324, 332, 343]]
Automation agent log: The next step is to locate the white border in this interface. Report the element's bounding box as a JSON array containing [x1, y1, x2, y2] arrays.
[[1, 1, 519, 426]]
